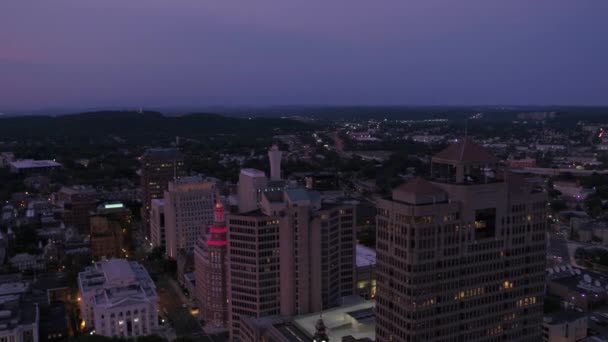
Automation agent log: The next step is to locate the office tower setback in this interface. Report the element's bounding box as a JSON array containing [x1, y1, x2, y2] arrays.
[[194, 200, 228, 328], [140, 148, 185, 235], [268, 144, 282, 181], [237, 168, 268, 213], [164, 176, 217, 258], [149, 199, 166, 249], [279, 189, 356, 316], [375, 138, 547, 342], [227, 211, 281, 341]]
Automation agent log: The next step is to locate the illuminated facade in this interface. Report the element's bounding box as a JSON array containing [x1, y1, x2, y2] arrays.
[[140, 148, 185, 236], [194, 200, 228, 328], [227, 211, 281, 341], [376, 138, 547, 342], [237, 169, 268, 213], [78, 259, 159, 338], [164, 176, 217, 258], [279, 189, 356, 316], [149, 199, 165, 249]]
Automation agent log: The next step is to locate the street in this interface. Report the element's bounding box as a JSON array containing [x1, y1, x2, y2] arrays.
[[156, 276, 227, 341]]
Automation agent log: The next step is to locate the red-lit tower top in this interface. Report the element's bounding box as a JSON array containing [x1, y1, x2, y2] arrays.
[[207, 200, 227, 246]]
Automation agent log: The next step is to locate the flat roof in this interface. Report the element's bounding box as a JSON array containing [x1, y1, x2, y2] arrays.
[[356, 245, 376, 267], [10, 160, 62, 168], [293, 300, 375, 341], [102, 259, 137, 284], [285, 188, 321, 203], [151, 199, 164, 206], [143, 148, 182, 159], [544, 310, 586, 325], [241, 168, 266, 177]]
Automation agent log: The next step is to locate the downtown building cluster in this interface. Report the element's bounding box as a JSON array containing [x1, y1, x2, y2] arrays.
[[141, 145, 361, 340], [136, 140, 548, 342]]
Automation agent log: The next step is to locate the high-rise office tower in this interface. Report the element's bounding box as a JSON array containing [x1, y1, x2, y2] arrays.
[[227, 188, 356, 341], [278, 189, 356, 316], [194, 200, 228, 328], [237, 169, 268, 213], [375, 138, 547, 342], [164, 176, 217, 258], [268, 145, 282, 181], [227, 211, 280, 341], [149, 199, 165, 249], [140, 148, 186, 236]]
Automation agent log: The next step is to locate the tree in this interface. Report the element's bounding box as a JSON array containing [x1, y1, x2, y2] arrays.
[[548, 189, 562, 199], [584, 195, 604, 218], [172, 338, 195, 342], [148, 247, 165, 261], [137, 335, 168, 342], [549, 200, 567, 213]]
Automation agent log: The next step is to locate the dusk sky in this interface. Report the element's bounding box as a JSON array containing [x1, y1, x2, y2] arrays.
[[2, 1, 607, 111]]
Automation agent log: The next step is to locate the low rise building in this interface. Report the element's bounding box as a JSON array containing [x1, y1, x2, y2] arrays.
[[54, 185, 98, 234], [9, 253, 45, 272], [508, 158, 537, 169], [554, 181, 594, 201], [0, 280, 40, 342], [543, 310, 587, 342], [90, 203, 131, 259], [547, 266, 608, 310], [9, 160, 62, 175], [571, 220, 608, 243], [77, 259, 159, 338], [238, 298, 375, 342]]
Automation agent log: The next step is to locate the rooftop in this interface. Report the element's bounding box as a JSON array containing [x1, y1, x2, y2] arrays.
[[0, 280, 38, 331], [293, 299, 375, 341], [432, 137, 496, 164], [285, 188, 321, 203], [241, 168, 266, 178], [547, 265, 608, 295], [143, 148, 182, 159], [544, 310, 586, 325], [395, 177, 445, 197], [392, 177, 448, 206], [10, 159, 62, 169], [78, 259, 157, 308], [356, 245, 376, 267], [59, 185, 97, 195], [151, 199, 164, 206]]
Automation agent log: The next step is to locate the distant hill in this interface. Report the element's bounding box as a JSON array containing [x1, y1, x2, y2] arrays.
[[0, 111, 316, 144]]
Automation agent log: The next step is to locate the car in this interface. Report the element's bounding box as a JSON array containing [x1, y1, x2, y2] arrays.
[[182, 303, 189, 308], [590, 316, 600, 322]]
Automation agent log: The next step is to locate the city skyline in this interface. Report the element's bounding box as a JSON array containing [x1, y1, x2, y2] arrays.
[[2, 0, 608, 111]]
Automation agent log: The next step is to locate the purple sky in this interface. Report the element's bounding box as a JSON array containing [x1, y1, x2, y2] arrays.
[[2, 0, 607, 111]]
